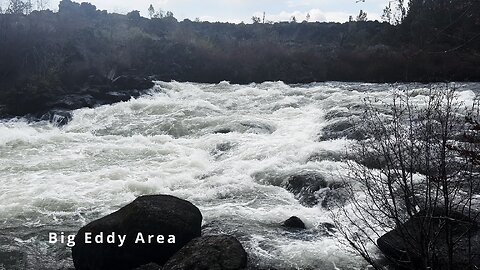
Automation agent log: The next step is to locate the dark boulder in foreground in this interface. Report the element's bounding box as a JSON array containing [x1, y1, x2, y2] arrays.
[[282, 216, 306, 230], [377, 208, 479, 269], [163, 235, 248, 270], [72, 195, 202, 270]]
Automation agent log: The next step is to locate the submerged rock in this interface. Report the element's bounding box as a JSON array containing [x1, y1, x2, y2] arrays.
[[211, 142, 237, 159], [162, 235, 247, 270], [285, 172, 327, 207], [282, 216, 306, 230], [72, 195, 202, 270], [318, 118, 365, 141], [319, 183, 349, 210], [213, 121, 276, 135], [39, 109, 73, 127], [306, 150, 345, 163], [377, 208, 479, 269]]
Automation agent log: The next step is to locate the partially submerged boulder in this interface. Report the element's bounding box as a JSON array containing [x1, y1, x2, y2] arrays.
[[162, 235, 247, 270], [377, 208, 479, 269], [72, 195, 202, 270], [285, 172, 327, 207], [319, 183, 348, 210], [282, 216, 306, 230], [318, 118, 365, 141]]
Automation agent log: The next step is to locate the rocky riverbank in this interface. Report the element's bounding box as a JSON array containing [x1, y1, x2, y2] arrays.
[[0, 75, 154, 126]]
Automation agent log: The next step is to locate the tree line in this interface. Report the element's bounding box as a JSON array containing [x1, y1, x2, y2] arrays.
[[0, 0, 479, 117]]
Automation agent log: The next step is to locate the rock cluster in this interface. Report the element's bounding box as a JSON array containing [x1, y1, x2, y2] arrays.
[[72, 195, 248, 270]]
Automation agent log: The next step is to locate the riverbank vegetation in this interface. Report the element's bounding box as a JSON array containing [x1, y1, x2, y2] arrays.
[[334, 85, 480, 270]]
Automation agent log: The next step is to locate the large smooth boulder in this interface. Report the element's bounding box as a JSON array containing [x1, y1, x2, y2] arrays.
[[163, 235, 248, 270], [282, 216, 306, 230], [72, 195, 202, 270], [377, 208, 479, 269]]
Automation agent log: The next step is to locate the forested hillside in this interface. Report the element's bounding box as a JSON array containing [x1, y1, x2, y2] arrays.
[[0, 0, 479, 118]]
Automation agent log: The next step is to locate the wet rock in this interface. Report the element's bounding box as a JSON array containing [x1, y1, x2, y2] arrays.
[[133, 263, 161, 270], [214, 128, 233, 134], [40, 110, 73, 127], [319, 184, 349, 210], [239, 121, 276, 134], [324, 109, 353, 121], [211, 142, 236, 159], [377, 208, 479, 269], [282, 216, 306, 230], [285, 172, 327, 207], [214, 121, 275, 135], [48, 94, 97, 110], [1, 75, 154, 123], [306, 150, 345, 163], [72, 195, 202, 270], [215, 142, 235, 152], [322, 223, 336, 233], [318, 118, 365, 141], [163, 235, 248, 270], [111, 75, 155, 91], [355, 154, 388, 170]]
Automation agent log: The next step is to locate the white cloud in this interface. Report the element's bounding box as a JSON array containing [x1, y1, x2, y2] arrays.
[[43, 0, 391, 23], [323, 11, 351, 23]]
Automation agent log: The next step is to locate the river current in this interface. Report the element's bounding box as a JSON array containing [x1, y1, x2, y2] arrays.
[[0, 81, 477, 270]]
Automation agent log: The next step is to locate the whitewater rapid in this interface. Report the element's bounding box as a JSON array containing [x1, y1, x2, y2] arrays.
[[0, 81, 477, 269]]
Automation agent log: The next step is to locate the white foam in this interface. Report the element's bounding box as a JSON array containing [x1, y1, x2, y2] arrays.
[[3, 81, 474, 269]]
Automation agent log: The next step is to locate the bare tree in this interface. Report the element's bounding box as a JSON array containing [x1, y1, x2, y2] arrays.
[[35, 0, 47, 10], [334, 84, 480, 270], [381, 2, 392, 24], [6, 0, 32, 14], [356, 10, 367, 22], [148, 4, 154, 19]]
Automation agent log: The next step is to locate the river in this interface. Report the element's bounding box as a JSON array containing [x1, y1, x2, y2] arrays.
[[0, 81, 477, 269]]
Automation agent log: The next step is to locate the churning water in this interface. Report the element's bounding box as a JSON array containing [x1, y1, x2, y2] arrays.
[[0, 81, 478, 270]]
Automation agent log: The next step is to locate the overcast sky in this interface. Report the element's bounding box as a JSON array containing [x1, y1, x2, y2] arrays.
[[2, 0, 396, 23]]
